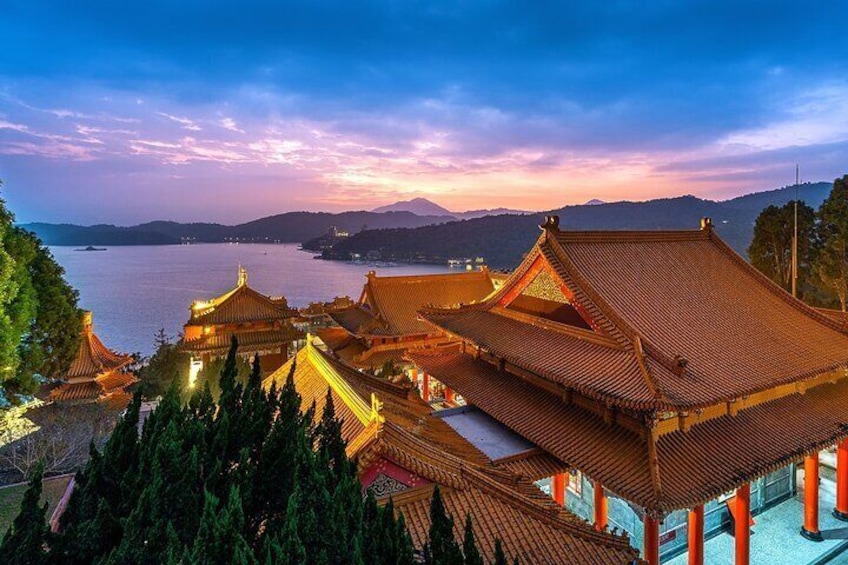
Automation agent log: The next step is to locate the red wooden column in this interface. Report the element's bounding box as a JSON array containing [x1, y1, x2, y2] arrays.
[[801, 453, 823, 541], [688, 505, 704, 565], [444, 387, 455, 405], [593, 481, 608, 531], [835, 440, 848, 522], [421, 372, 430, 402], [643, 515, 660, 565], [551, 473, 566, 507], [735, 484, 751, 565]]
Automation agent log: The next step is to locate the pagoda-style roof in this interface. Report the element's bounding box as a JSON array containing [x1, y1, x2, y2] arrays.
[[66, 323, 134, 382], [263, 341, 638, 564], [187, 267, 295, 327], [50, 312, 137, 407], [180, 327, 304, 355], [420, 220, 848, 412], [329, 270, 498, 337], [412, 345, 848, 514]]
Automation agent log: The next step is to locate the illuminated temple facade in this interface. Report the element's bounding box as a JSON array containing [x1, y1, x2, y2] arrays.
[[317, 269, 502, 404], [181, 267, 304, 380], [264, 338, 640, 564], [401, 216, 848, 565], [49, 311, 137, 409]]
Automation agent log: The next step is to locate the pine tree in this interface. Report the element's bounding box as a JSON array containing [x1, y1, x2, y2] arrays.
[[425, 485, 463, 565], [815, 175, 848, 310], [0, 464, 49, 565], [491, 540, 507, 565], [462, 514, 484, 565]]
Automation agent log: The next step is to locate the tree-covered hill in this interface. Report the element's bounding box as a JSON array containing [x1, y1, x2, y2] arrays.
[[322, 182, 833, 269]]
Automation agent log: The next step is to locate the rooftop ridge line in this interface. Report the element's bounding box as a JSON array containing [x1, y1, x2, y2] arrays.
[[306, 337, 379, 426]]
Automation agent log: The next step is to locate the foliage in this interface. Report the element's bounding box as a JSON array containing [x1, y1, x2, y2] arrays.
[[747, 175, 848, 310], [814, 175, 848, 310], [136, 328, 190, 399], [0, 180, 81, 397], [0, 463, 50, 565], [747, 200, 817, 298], [0, 338, 501, 563]]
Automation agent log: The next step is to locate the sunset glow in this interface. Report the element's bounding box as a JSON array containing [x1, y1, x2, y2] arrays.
[[1, 2, 846, 224]]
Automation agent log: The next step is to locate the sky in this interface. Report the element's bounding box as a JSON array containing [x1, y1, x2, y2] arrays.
[[1, 1, 847, 225]]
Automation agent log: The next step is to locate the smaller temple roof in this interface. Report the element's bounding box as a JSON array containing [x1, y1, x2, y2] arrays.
[[188, 267, 295, 326], [66, 312, 133, 381], [330, 270, 498, 338], [49, 312, 137, 407]]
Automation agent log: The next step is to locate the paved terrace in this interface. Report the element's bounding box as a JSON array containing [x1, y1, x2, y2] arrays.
[[666, 457, 848, 565]]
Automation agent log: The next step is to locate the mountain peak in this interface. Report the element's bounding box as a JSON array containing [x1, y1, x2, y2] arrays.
[[371, 198, 454, 217]]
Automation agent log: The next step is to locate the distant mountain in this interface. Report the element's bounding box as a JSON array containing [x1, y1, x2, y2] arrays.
[[371, 197, 530, 219], [372, 198, 454, 217], [323, 182, 833, 269], [584, 199, 606, 205], [24, 210, 454, 247]]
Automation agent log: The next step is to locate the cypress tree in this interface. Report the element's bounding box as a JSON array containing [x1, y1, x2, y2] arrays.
[[462, 514, 483, 565], [425, 485, 463, 565], [491, 540, 507, 565], [0, 464, 50, 565]]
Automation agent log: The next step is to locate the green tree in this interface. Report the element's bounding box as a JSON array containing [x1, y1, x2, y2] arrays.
[[0, 180, 81, 396], [0, 463, 50, 565], [424, 485, 463, 565], [462, 514, 484, 565], [815, 175, 848, 310], [747, 200, 817, 298], [137, 328, 190, 399]]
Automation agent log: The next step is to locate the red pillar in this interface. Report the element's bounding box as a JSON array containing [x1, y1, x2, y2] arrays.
[[421, 372, 430, 402], [735, 483, 750, 565], [552, 473, 566, 507], [801, 453, 823, 541], [835, 440, 848, 522], [688, 505, 704, 565], [643, 515, 660, 565], [593, 481, 608, 531], [444, 387, 455, 405]]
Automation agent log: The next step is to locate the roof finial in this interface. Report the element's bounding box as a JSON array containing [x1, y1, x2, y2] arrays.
[[700, 217, 713, 231], [238, 265, 248, 286], [539, 215, 560, 232], [82, 311, 93, 335]]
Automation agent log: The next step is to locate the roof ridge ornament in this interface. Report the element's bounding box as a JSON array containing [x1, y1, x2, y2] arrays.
[[700, 217, 713, 231], [237, 265, 248, 287], [539, 215, 560, 232]]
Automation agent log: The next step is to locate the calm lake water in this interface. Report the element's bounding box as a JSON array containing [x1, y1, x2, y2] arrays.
[[50, 244, 450, 356]]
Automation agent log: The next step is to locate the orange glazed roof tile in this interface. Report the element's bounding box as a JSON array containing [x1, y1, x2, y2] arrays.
[[66, 327, 134, 381], [411, 347, 848, 514], [263, 342, 639, 564], [421, 225, 848, 411], [337, 270, 497, 337], [49, 381, 103, 402], [180, 327, 303, 354]]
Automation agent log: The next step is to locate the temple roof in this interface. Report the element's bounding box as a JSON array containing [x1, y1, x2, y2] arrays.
[[263, 342, 638, 564], [421, 223, 848, 412], [411, 346, 848, 514], [331, 270, 498, 337], [188, 268, 294, 326], [180, 328, 304, 355], [66, 313, 134, 381]]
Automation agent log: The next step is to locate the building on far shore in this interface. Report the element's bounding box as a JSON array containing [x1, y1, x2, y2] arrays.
[[180, 267, 304, 383], [410, 216, 848, 565], [48, 311, 137, 410], [316, 269, 503, 405], [263, 337, 641, 565]]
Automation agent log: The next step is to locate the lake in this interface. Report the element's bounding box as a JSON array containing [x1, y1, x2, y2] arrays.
[[50, 244, 450, 356]]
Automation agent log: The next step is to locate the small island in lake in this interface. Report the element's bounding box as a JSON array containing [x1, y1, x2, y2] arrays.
[[75, 246, 107, 252]]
